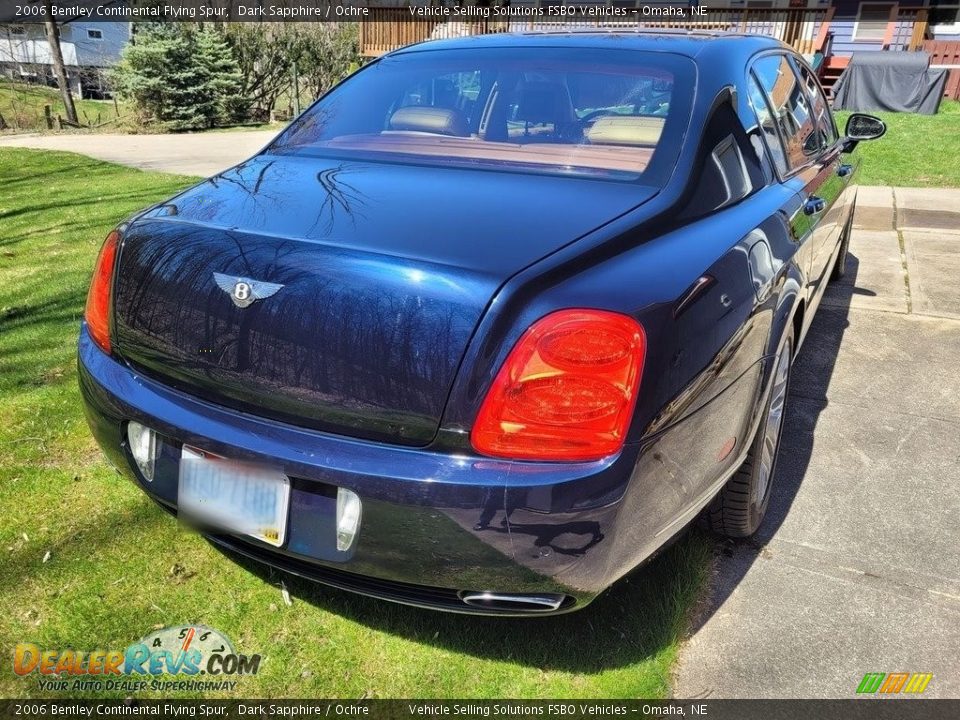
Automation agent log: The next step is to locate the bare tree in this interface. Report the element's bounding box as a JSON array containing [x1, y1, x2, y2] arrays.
[[41, 0, 78, 125]]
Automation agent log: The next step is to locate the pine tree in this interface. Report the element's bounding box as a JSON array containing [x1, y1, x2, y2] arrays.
[[162, 28, 213, 131], [194, 29, 247, 126], [112, 25, 249, 131]]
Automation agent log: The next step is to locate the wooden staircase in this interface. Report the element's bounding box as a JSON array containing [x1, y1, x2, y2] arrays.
[[820, 56, 850, 100]]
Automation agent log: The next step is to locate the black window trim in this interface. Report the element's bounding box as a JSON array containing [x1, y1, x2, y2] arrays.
[[747, 49, 832, 183], [746, 52, 794, 183], [745, 68, 787, 183]]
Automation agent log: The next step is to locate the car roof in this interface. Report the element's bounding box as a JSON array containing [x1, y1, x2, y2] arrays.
[[391, 28, 790, 65]]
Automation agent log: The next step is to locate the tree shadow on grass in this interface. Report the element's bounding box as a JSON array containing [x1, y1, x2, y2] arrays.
[[0, 191, 165, 226], [0, 289, 84, 330], [0, 498, 166, 597], [0, 164, 90, 191], [0, 289, 85, 374], [211, 528, 712, 674], [1, 220, 112, 250]]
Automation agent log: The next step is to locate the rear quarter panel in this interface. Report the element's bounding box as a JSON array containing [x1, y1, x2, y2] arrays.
[[442, 179, 807, 588]]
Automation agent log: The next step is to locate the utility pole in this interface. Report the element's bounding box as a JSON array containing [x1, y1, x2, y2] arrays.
[[42, 0, 78, 126]]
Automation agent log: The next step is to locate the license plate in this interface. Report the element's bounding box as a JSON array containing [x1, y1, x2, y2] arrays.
[[178, 446, 290, 547]]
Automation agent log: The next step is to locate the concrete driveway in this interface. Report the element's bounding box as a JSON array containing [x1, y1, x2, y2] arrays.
[[0, 130, 280, 177], [676, 187, 960, 698]]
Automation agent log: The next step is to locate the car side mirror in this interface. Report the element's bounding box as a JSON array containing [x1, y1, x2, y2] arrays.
[[842, 113, 886, 152]]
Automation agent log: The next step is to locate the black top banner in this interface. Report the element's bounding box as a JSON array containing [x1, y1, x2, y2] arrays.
[[0, 0, 847, 24]]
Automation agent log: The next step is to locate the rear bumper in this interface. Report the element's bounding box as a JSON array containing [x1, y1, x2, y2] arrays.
[[78, 327, 659, 615]]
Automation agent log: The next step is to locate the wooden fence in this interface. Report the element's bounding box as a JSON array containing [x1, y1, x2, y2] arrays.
[[925, 39, 960, 100]]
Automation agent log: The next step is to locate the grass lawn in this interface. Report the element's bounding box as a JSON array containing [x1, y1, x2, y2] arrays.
[[0, 82, 128, 132], [0, 148, 713, 699], [834, 100, 960, 187], [0, 81, 282, 134]]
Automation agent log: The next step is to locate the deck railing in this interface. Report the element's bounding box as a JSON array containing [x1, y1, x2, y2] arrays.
[[884, 6, 929, 51], [359, 6, 837, 58]]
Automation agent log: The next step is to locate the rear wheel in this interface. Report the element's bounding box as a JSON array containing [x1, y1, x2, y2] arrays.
[[704, 330, 793, 538]]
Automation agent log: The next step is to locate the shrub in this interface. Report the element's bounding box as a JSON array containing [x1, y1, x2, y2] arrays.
[[112, 26, 247, 131]]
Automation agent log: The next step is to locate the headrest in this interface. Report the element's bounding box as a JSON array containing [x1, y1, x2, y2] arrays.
[[388, 106, 468, 136], [585, 116, 665, 146], [514, 82, 574, 124]]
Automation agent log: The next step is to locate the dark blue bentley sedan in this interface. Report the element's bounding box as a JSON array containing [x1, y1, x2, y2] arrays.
[[79, 30, 884, 614]]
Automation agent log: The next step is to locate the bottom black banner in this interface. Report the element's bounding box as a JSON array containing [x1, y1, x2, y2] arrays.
[[1, 700, 959, 720]]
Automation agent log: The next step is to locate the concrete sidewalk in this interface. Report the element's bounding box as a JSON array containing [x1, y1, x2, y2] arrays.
[[0, 130, 280, 177], [675, 187, 960, 698]]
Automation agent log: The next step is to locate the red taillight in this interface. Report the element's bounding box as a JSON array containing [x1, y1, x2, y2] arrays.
[[84, 230, 119, 354], [471, 309, 646, 462]]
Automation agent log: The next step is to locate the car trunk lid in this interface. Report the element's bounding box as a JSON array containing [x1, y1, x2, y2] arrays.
[[112, 155, 655, 445]]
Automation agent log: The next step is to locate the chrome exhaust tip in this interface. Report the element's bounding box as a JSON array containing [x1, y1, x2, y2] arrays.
[[459, 591, 570, 613]]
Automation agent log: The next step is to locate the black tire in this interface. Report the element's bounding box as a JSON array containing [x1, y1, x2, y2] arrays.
[[703, 329, 794, 538], [830, 207, 854, 281]]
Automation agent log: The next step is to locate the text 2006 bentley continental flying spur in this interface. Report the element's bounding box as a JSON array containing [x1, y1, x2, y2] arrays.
[[79, 31, 885, 615]]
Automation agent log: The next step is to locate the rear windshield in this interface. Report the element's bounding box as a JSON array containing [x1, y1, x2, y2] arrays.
[[270, 47, 695, 182]]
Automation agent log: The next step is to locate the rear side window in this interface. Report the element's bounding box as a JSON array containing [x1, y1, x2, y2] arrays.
[[791, 57, 839, 150], [746, 71, 788, 177], [752, 54, 818, 171]]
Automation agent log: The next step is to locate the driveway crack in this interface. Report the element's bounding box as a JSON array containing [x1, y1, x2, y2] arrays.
[[757, 537, 960, 612]]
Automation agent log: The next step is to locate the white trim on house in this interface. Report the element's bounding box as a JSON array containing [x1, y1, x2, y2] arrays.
[[852, 1, 896, 42], [928, 2, 960, 36]]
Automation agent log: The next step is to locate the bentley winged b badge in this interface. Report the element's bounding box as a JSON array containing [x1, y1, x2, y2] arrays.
[[213, 272, 284, 309]]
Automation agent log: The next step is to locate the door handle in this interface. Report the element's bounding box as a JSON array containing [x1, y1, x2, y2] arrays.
[[837, 164, 854, 178], [803, 196, 826, 216]]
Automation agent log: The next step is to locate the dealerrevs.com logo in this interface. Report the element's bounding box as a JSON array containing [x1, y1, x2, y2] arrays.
[[856, 672, 933, 695], [13, 625, 261, 693]]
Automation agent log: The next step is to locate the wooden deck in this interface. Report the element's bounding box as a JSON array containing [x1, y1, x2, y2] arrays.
[[359, 7, 838, 58], [358, 4, 954, 99], [358, 5, 935, 59]]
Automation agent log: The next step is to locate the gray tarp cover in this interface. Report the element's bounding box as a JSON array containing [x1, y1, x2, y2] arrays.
[[833, 52, 948, 115]]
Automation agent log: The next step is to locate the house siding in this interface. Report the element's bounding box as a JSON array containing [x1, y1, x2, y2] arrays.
[[0, 21, 128, 97], [0, 21, 128, 68], [830, 0, 890, 55], [829, 0, 960, 56], [63, 22, 129, 68]]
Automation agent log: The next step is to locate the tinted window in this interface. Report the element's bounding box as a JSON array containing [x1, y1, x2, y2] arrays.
[[271, 49, 695, 183], [746, 71, 788, 177], [792, 57, 838, 150], [752, 55, 818, 170]]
